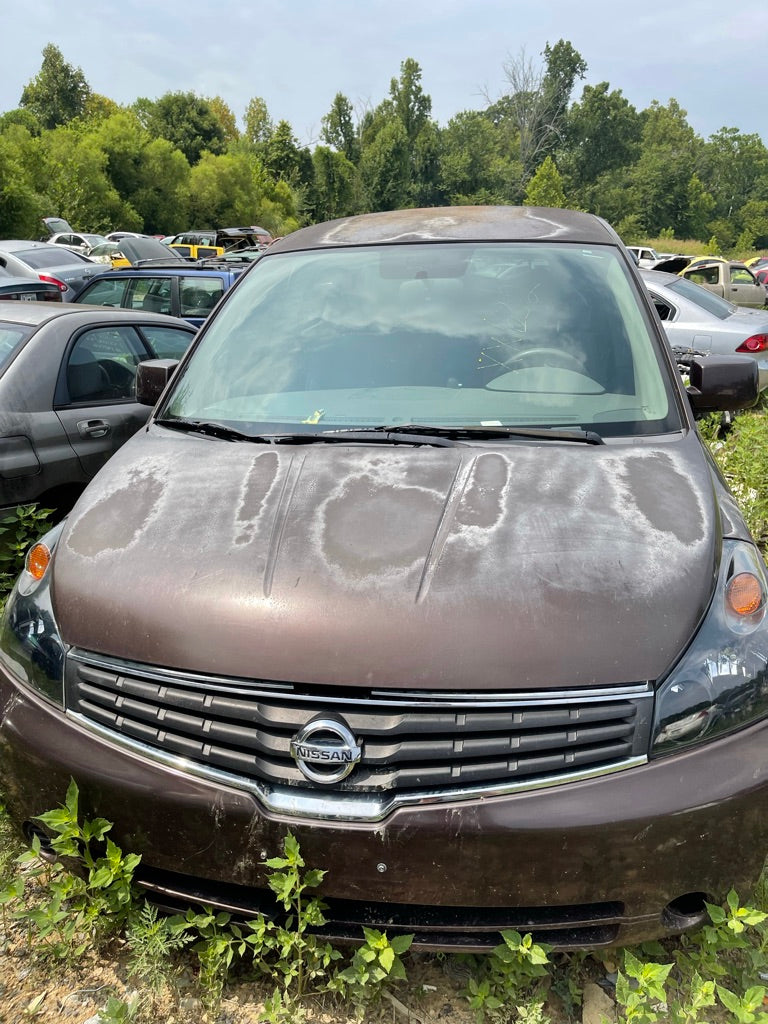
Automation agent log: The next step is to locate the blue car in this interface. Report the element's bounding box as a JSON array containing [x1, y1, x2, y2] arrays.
[[72, 237, 249, 328]]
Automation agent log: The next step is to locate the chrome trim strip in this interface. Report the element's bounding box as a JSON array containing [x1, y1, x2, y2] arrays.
[[66, 710, 648, 823], [68, 649, 653, 708]]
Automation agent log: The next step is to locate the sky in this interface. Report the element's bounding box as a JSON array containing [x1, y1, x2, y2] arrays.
[[3, 0, 768, 146]]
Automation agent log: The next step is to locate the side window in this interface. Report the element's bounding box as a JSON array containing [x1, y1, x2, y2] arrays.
[[127, 278, 173, 314], [179, 277, 224, 317], [76, 278, 129, 307], [64, 326, 146, 404], [652, 296, 674, 322], [688, 266, 718, 286], [140, 325, 195, 361], [731, 266, 755, 284]]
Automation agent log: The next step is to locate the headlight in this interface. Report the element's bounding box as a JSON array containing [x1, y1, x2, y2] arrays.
[[652, 538, 768, 755], [0, 521, 67, 706]]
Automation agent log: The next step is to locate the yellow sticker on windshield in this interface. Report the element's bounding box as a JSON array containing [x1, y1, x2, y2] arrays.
[[302, 409, 325, 424]]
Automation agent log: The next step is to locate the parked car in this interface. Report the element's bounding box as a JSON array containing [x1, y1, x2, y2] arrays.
[[168, 227, 272, 252], [72, 241, 247, 328], [679, 259, 767, 308], [0, 303, 196, 515], [641, 268, 768, 388], [0, 240, 106, 300], [86, 241, 131, 268], [104, 231, 154, 243], [168, 243, 225, 261], [626, 245, 661, 268], [0, 271, 61, 302], [1, 206, 765, 953], [47, 232, 109, 256]]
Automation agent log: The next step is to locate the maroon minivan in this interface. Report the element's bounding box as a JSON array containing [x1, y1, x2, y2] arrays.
[[2, 206, 767, 950]]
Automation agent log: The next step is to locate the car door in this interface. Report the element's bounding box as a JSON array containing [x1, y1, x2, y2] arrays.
[[54, 324, 154, 478], [729, 265, 765, 308]]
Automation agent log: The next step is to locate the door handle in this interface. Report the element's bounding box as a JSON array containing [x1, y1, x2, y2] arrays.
[[77, 419, 110, 439]]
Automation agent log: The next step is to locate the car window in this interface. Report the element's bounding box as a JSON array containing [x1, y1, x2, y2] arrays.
[[140, 325, 195, 360], [0, 324, 33, 375], [179, 277, 224, 317], [125, 278, 173, 314], [649, 293, 674, 321], [666, 277, 734, 319], [687, 266, 719, 286], [13, 247, 91, 269], [164, 242, 680, 439], [64, 326, 148, 403], [731, 266, 757, 284], [75, 278, 129, 307]]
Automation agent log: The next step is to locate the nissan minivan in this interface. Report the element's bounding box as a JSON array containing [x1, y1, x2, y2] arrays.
[[2, 206, 767, 950]]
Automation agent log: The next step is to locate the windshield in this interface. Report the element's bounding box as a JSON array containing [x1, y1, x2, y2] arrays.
[[666, 276, 738, 320], [15, 247, 90, 269], [161, 242, 681, 438]]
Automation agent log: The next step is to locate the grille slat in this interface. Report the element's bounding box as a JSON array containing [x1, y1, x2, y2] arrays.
[[67, 653, 653, 799]]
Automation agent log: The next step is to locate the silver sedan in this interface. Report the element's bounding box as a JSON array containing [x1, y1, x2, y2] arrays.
[[641, 269, 768, 389]]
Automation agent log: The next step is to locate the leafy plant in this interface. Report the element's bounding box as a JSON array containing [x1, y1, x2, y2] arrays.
[[14, 779, 142, 960], [0, 503, 54, 597], [331, 926, 413, 1016], [125, 900, 194, 994], [464, 930, 552, 1021]]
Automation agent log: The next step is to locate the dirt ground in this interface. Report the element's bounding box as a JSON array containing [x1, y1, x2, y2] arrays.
[[0, 914, 495, 1024]]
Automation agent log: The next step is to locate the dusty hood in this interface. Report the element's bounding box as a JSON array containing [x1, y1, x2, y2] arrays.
[[53, 428, 721, 690]]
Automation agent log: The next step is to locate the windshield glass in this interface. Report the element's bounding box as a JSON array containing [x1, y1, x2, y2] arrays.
[[15, 247, 89, 269], [162, 242, 681, 438], [666, 276, 737, 320]]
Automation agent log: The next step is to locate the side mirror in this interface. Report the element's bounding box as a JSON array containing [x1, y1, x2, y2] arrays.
[[135, 359, 179, 406], [686, 355, 759, 412]]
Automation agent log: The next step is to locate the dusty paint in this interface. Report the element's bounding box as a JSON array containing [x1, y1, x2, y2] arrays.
[[52, 424, 718, 691]]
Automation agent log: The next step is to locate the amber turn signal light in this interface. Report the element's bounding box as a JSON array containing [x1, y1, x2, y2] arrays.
[[726, 572, 765, 617], [25, 542, 51, 581]]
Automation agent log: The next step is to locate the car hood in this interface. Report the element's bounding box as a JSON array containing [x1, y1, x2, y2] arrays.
[[53, 428, 723, 691]]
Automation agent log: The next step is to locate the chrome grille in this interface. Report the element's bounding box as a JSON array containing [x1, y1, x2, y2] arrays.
[[66, 650, 653, 806]]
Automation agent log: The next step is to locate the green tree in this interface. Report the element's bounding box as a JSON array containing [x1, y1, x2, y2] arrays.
[[699, 127, 768, 220], [19, 44, 92, 129], [359, 117, 411, 211], [523, 156, 566, 207], [320, 92, 359, 164], [312, 146, 358, 221], [388, 57, 432, 146], [263, 120, 308, 184], [561, 83, 642, 192], [497, 40, 586, 183], [0, 125, 43, 237], [439, 110, 509, 203], [187, 150, 299, 235], [209, 96, 239, 144], [243, 96, 273, 147], [626, 99, 701, 235], [134, 91, 226, 165]]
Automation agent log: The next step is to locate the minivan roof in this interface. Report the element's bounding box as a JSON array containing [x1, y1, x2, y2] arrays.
[[268, 206, 619, 254]]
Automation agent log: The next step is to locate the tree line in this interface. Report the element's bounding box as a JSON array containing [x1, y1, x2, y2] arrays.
[[2, 41, 767, 250]]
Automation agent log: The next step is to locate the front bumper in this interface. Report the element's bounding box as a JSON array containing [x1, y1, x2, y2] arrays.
[[2, 668, 767, 950]]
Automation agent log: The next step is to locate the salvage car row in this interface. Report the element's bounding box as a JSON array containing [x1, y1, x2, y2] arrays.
[[1, 206, 768, 954]]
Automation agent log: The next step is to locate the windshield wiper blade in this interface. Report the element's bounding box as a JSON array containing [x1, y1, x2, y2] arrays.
[[270, 429, 458, 447], [155, 421, 458, 447], [331, 424, 605, 445], [156, 418, 272, 443]]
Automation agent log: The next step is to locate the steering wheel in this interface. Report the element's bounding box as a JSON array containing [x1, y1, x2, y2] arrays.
[[504, 347, 586, 373]]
